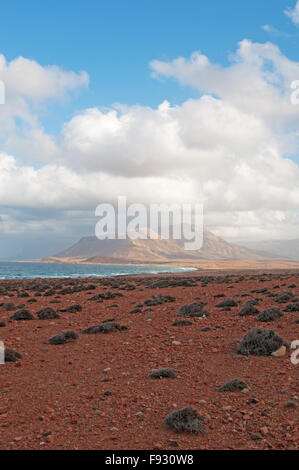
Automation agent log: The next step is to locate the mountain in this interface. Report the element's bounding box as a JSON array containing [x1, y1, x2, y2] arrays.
[[53, 230, 276, 263], [241, 239, 299, 260]]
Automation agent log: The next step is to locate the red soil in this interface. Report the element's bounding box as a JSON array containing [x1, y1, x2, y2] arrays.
[[0, 271, 298, 450]]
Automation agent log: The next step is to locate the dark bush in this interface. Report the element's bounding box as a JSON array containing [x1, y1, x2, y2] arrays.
[[149, 368, 177, 379], [172, 320, 193, 326], [274, 292, 294, 304], [82, 322, 127, 334], [284, 302, 299, 312], [219, 378, 248, 392], [238, 301, 259, 317], [49, 331, 78, 345], [238, 327, 286, 356], [5, 349, 22, 362], [164, 407, 206, 434], [216, 299, 238, 308], [37, 307, 60, 320], [257, 308, 283, 322], [178, 303, 209, 318], [9, 309, 35, 321], [60, 304, 82, 313]]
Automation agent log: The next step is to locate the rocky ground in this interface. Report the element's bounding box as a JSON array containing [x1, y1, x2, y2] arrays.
[[0, 270, 298, 450]]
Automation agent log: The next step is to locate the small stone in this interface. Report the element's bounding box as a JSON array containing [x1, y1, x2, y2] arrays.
[[221, 406, 232, 411], [168, 439, 179, 447], [272, 345, 286, 357]]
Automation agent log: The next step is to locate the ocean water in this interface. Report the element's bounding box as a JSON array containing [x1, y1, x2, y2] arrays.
[[0, 261, 197, 279]]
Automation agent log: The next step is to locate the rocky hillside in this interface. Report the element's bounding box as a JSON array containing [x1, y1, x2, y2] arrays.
[[54, 230, 275, 262]]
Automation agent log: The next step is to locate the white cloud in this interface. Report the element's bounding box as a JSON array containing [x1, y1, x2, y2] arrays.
[[150, 40, 299, 126], [0, 152, 196, 210], [0, 44, 299, 245], [285, 1, 299, 25], [0, 54, 89, 101], [261, 24, 291, 38]]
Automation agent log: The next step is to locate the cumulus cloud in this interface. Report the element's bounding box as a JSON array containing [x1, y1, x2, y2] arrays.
[[0, 54, 89, 101], [0, 152, 197, 210], [285, 1, 299, 25], [150, 40, 299, 125], [0, 53, 89, 164], [58, 98, 271, 177], [0, 44, 299, 248]]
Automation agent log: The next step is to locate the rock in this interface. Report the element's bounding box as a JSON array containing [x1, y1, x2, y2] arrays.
[[221, 405, 232, 411], [49, 331, 78, 345], [36, 308, 60, 320], [260, 426, 269, 435], [164, 407, 206, 434], [247, 398, 259, 404], [219, 378, 249, 392], [149, 368, 177, 379], [272, 345, 287, 357], [168, 439, 179, 447]]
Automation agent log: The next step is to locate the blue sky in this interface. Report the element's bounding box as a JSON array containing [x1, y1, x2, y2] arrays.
[[0, 0, 299, 258], [1, 0, 298, 130]]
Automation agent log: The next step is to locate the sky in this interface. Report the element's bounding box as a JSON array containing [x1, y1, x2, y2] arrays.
[[0, 0, 299, 258]]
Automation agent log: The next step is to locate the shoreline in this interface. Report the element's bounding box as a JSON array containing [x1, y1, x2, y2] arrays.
[[3, 257, 299, 270]]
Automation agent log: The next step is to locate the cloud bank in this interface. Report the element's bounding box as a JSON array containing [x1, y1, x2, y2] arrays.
[[0, 40, 299, 257]]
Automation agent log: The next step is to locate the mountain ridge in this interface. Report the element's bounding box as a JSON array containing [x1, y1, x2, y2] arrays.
[[53, 230, 279, 263]]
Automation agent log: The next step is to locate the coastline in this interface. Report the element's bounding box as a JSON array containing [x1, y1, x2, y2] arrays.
[[9, 256, 299, 271]]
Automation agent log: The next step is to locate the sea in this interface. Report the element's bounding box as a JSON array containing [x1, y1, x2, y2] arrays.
[[0, 261, 197, 280]]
